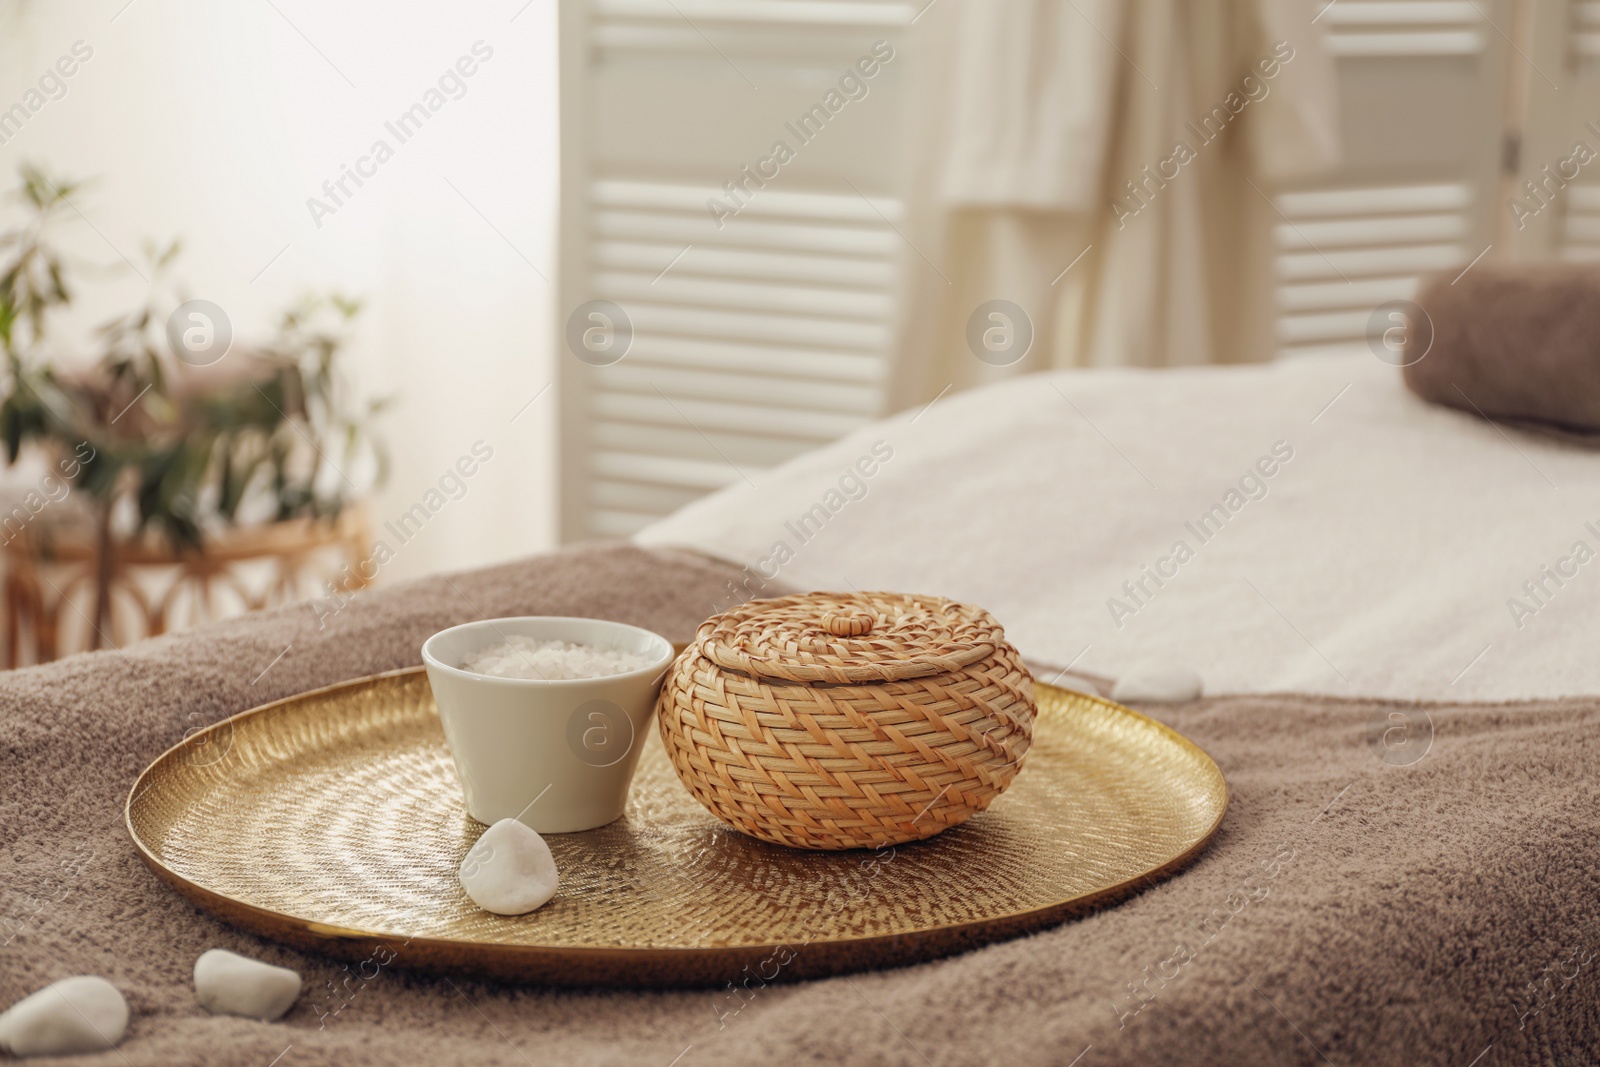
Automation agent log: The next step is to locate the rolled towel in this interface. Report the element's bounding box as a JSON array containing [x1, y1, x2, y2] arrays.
[[1403, 264, 1600, 433]]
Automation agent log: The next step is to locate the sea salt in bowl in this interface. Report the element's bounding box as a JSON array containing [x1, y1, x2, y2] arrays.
[[422, 617, 675, 833]]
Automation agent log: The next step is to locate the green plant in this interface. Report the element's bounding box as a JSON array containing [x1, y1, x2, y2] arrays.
[[0, 161, 388, 644]]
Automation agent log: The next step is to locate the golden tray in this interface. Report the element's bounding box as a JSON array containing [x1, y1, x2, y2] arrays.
[[126, 668, 1227, 987]]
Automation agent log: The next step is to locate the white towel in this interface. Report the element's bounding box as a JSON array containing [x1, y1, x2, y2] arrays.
[[639, 355, 1600, 702]]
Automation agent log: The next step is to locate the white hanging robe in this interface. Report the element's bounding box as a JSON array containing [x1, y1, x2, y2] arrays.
[[887, 0, 1341, 409]]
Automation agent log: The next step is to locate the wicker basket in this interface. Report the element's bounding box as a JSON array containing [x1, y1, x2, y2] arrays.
[[656, 591, 1037, 850]]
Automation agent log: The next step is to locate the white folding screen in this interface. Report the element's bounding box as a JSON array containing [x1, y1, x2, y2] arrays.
[[1272, 1, 1500, 358], [559, 0, 1597, 540], [556, 0, 913, 541], [1276, 0, 1599, 357]]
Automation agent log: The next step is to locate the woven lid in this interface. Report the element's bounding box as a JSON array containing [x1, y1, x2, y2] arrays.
[[697, 591, 1002, 685]]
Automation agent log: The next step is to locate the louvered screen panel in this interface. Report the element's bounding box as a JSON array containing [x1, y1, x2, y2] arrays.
[[1563, 184, 1600, 260], [1320, 1, 1486, 57], [593, 0, 911, 52], [1270, 0, 1502, 360], [1565, 1, 1600, 259], [581, 181, 895, 537], [1273, 183, 1475, 358], [559, 0, 911, 540], [1575, 0, 1600, 59]]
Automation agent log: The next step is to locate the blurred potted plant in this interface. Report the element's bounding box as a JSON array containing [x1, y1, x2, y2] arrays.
[[0, 162, 388, 653]]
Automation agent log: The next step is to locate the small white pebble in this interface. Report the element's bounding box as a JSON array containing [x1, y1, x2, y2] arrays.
[[194, 949, 302, 1021], [1111, 668, 1204, 704], [459, 818, 560, 915], [0, 976, 128, 1057], [459, 636, 655, 680]]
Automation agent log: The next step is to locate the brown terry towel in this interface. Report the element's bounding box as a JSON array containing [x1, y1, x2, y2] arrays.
[[1403, 263, 1600, 433], [5, 542, 1600, 1064]]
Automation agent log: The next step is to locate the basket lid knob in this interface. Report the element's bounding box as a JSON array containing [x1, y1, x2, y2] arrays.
[[823, 610, 874, 637]]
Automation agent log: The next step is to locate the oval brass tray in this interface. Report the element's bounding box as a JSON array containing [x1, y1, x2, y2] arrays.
[[126, 668, 1227, 987]]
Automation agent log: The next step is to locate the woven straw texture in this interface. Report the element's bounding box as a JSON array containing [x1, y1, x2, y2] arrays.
[[657, 591, 1037, 850]]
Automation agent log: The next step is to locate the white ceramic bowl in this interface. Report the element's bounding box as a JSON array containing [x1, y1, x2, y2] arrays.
[[422, 617, 676, 833]]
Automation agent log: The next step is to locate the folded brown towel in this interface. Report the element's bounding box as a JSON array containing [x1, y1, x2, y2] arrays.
[[1404, 263, 1600, 432]]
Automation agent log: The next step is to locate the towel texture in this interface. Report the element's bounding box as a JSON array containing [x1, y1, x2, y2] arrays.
[[1406, 263, 1600, 432], [3, 542, 1599, 1065], [640, 355, 1600, 702]]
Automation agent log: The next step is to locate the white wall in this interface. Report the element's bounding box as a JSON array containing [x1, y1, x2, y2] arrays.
[[0, 0, 559, 581]]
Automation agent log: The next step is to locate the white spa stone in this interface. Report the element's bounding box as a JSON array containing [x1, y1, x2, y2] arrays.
[[0, 976, 128, 1057], [459, 818, 560, 915], [194, 948, 302, 1021], [1111, 668, 1204, 704]]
